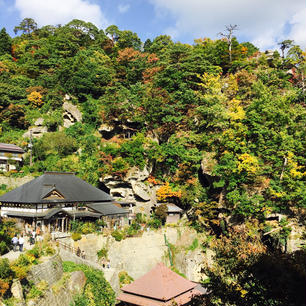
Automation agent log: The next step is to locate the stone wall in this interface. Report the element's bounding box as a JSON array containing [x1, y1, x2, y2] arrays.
[[0, 175, 34, 189], [27, 254, 63, 285]]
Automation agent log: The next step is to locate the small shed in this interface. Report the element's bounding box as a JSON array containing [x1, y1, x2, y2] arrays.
[[153, 203, 183, 224], [117, 262, 203, 306]]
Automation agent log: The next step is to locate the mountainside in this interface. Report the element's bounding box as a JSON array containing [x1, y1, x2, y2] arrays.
[[0, 18, 306, 305]]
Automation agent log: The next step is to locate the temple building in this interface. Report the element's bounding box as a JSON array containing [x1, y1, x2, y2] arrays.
[[0, 171, 128, 232], [117, 263, 205, 306], [0, 143, 25, 172]]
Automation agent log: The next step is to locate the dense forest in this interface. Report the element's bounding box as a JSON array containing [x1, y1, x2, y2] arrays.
[[0, 18, 305, 305]]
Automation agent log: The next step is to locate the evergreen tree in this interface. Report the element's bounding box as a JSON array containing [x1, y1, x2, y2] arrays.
[[0, 28, 11, 56]]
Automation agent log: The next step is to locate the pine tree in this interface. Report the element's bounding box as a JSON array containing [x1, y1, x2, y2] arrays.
[[0, 28, 11, 56]]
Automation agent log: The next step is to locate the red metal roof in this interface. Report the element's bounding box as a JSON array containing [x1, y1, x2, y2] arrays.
[[120, 263, 197, 301], [118, 288, 202, 306]]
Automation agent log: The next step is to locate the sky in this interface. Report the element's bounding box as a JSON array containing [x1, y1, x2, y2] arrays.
[[0, 0, 305, 50]]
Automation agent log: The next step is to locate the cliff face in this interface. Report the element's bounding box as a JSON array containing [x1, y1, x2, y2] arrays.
[[60, 227, 207, 293]]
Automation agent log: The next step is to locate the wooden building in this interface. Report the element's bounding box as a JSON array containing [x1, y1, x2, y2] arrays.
[[117, 263, 204, 306], [0, 143, 25, 172], [0, 171, 128, 232], [153, 203, 183, 224]]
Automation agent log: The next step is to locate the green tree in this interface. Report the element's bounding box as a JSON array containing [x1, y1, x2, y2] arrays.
[[14, 18, 38, 35], [0, 28, 11, 56]]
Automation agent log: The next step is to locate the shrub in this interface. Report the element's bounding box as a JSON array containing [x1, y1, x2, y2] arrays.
[[27, 246, 40, 258], [155, 204, 168, 224], [111, 230, 125, 241], [118, 271, 134, 288], [27, 280, 48, 300], [186, 238, 199, 252], [63, 261, 115, 306], [147, 218, 161, 229], [72, 233, 82, 241], [0, 258, 13, 279], [97, 246, 108, 260]]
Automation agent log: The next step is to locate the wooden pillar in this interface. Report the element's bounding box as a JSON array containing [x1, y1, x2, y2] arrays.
[[61, 218, 64, 232], [48, 223, 51, 233]]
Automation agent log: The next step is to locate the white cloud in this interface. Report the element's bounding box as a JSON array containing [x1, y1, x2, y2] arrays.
[[118, 3, 130, 14], [288, 8, 306, 49], [149, 0, 305, 50], [15, 0, 109, 29]]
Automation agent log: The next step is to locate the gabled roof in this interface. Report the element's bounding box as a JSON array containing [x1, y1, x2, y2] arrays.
[[87, 202, 128, 216], [0, 172, 113, 204], [120, 263, 197, 301], [156, 203, 183, 213], [0, 143, 25, 153], [118, 288, 201, 306]]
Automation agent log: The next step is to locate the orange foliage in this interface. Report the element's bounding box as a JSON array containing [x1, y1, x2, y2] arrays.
[[147, 53, 159, 63], [27, 91, 43, 107], [147, 175, 161, 185], [0, 279, 10, 297], [143, 66, 162, 83], [241, 46, 248, 55], [156, 182, 182, 202], [117, 47, 144, 62]]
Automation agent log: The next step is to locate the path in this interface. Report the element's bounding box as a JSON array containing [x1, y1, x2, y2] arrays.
[[1, 238, 35, 261]]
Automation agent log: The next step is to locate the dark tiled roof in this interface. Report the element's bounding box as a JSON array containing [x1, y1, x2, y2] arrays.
[[5, 208, 102, 219], [5, 208, 64, 219], [0, 172, 113, 204], [87, 202, 128, 216], [67, 210, 101, 218], [0, 143, 25, 153]]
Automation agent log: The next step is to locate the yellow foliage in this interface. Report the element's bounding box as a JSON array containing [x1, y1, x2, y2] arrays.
[[237, 153, 259, 175], [156, 182, 182, 202], [287, 151, 306, 179], [228, 99, 245, 121], [27, 91, 43, 107], [224, 74, 238, 98], [269, 188, 285, 199], [198, 72, 222, 94]]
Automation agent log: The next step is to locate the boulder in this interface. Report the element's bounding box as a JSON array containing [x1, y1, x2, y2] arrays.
[[11, 279, 24, 301], [34, 118, 44, 126], [23, 126, 48, 138], [110, 188, 128, 198], [63, 102, 82, 128], [126, 166, 151, 182], [201, 152, 217, 176], [131, 181, 150, 201], [69, 271, 86, 294]]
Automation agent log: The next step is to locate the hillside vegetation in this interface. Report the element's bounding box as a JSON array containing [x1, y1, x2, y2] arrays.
[[0, 18, 306, 305]]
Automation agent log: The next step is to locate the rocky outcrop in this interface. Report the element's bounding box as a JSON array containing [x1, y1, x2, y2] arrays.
[[27, 254, 63, 285], [63, 101, 82, 128], [102, 165, 156, 213], [98, 120, 141, 140], [131, 181, 150, 201], [69, 271, 87, 294], [23, 118, 48, 138]]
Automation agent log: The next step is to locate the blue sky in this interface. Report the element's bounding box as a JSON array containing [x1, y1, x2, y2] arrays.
[[0, 0, 305, 50]]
